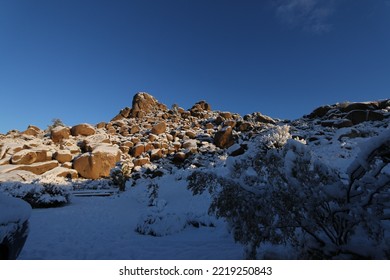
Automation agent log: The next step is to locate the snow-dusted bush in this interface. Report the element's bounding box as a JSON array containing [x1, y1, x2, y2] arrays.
[[0, 181, 72, 208], [135, 212, 187, 237], [261, 125, 291, 149], [188, 128, 390, 259], [110, 160, 132, 191]]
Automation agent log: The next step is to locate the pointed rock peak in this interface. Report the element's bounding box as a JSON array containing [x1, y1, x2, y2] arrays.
[[130, 92, 167, 118]]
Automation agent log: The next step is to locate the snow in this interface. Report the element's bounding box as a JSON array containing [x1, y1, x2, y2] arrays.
[[93, 144, 120, 156], [0, 194, 31, 225], [18, 173, 243, 260]]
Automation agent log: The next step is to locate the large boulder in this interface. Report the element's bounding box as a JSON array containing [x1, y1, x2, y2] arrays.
[[42, 167, 78, 179], [132, 143, 145, 157], [130, 92, 167, 118], [190, 100, 211, 117], [54, 150, 73, 163], [71, 123, 96, 136], [345, 110, 385, 125], [51, 126, 70, 143], [340, 102, 379, 113], [306, 105, 332, 119], [0, 170, 37, 182], [214, 126, 235, 149], [15, 160, 60, 175], [22, 125, 41, 136], [81, 134, 111, 152], [11, 150, 37, 165], [73, 145, 121, 179], [33, 148, 53, 163]]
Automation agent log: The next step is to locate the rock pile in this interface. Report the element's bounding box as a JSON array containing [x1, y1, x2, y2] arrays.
[[2, 92, 388, 183], [305, 100, 389, 128]]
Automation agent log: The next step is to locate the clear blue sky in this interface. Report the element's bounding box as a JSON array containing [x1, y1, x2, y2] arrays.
[[1, 0, 389, 133]]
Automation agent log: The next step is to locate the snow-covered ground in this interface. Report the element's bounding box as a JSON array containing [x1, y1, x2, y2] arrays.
[[19, 173, 243, 260], [10, 119, 390, 260]]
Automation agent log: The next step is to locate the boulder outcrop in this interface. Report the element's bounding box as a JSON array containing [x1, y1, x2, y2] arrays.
[[73, 145, 121, 179], [71, 123, 96, 136], [1, 92, 388, 183]]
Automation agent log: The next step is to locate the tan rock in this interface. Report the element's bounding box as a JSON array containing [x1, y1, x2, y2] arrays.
[[96, 122, 106, 129], [205, 123, 214, 129], [33, 148, 53, 162], [186, 130, 197, 139], [71, 123, 96, 136], [166, 133, 174, 142], [123, 141, 134, 148], [220, 112, 232, 119], [172, 142, 182, 151], [144, 143, 154, 153], [151, 122, 167, 135], [183, 139, 197, 150], [0, 170, 37, 182], [15, 160, 60, 175], [82, 134, 111, 152], [73, 145, 121, 179], [237, 122, 253, 132], [42, 167, 78, 179], [119, 145, 130, 154], [214, 126, 235, 149], [173, 152, 187, 163], [150, 149, 163, 161], [152, 142, 161, 149], [133, 157, 150, 167], [148, 134, 158, 142], [130, 126, 140, 134], [54, 150, 73, 163], [224, 120, 236, 128], [4, 143, 24, 156], [120, 126, 130, 137], [131, 92, 168, 118], [22, 125, 41, 136], [51, 126, 70, 143], [0, 156, 11, 166], [132, 143, 145, 157], [11, 150, 37, 165], [61, 162, 73, 169]]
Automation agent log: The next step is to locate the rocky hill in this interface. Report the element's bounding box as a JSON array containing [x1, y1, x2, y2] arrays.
[[0, 92, 389, 184]]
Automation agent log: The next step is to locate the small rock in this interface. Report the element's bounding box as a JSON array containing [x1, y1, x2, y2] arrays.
[[186, 130, 197, 139], [151, 122, 167, 135], [150, 149, 163, 161], [220, 112, 232, 119], [183, 139, 197, 150], [133, 157, 150, 167], [173, 152, 187, 163]]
